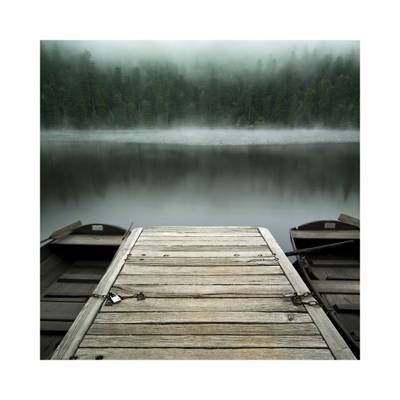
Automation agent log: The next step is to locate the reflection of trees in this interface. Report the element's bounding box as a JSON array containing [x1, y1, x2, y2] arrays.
[[41, 142, 359, 206]]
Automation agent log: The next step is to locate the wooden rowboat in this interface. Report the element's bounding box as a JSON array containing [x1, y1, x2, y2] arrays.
[[40, 221, 126, 359], [289, 214, 360, 358]]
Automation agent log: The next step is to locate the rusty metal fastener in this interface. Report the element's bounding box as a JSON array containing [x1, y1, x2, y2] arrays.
[[284, 292, 318, 306]]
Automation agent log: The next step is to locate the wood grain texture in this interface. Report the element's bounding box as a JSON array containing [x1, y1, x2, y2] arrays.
[[130, 250, 273, 258], [41, 320, 72, 332], [75, 347, 334, 360], [59, 272, 103, 282], [140, 232, 261, 237], [41, 301, 83, 321], [324, 294, 360, 306], [94, 311, 311, 324], [310, 257, 359, 267], [125, 257, 279, 266], [312, 280, 360, 294], [88, 322, 320, 336], [114, 274, 289, 285], [51, 228, 143, 360], [144, 226, 258, 231], [64, 226, 345, 360], [136, 238, 268, 244], [134, 245, 270, 252], [338, 213, 360, 228], [44, 281, 97, 297], [81, 334, 327, 348], [309, 267, 359, 281], [291, 230, 359, 240], [258, 227, 356, 360], [50, 296, 104, 359], [100, 298, 304, 313], [111, 284, 293, 297], [120, 265, 283, 275], [53, 234, 123, 246], [48, 220, 82, 240]]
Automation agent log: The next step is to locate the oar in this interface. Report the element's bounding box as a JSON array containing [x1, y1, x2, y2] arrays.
[[285, 239, 355, 257], [40, 220, 82, 244]]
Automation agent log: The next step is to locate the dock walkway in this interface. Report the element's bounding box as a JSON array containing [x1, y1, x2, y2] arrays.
[[52, 226, 355, 360]]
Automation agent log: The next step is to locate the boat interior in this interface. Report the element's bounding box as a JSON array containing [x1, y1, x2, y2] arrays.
[[290, 218, 360, 358], [40, 222, 126, 359]]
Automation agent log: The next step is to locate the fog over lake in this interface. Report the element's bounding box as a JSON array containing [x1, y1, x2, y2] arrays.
[[41, 128, 359, 251]]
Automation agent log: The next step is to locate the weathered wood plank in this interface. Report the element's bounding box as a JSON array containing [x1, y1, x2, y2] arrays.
[[75, 347, 333, 360], [94, 311, 311, 324], [114, 274, 289, 285], [41, 320, 72, 332], [112, 284, 293, 297], [50, 296, 104, 359], [311, 258, 359, 267], [145, 226, 258, 231], [44, 281, 97, 297], [66, 264, 108, 275], [53, 234, 123, 246], [81, 334, 327, 348], [136, 238, 268, 244], [41, 297, 88, 303], [291, 230, 359, 240], [88, 322, 320, 336], [312, 280, 360, 294], [93, 229, 142, 296], [41, 301, 83, 321], [258, 227, 356, 360], [40, 254, 71, 295], [100, 298, 304, 313], [64, 226, 347, 360], [140, 232, 261, 237], [72, 260, 111, 268], [51, 227, 143, 360], [309, 267, 359, 281], [120, 265, 283, 275], [338, 213, 360, 228], [48, 220, 82, 240], [324, 294, 360, 307], [59, 272, 103, 282], [125, 257, 279, 266], [130, 250, 273, 258], [134, 245, 270, 251]]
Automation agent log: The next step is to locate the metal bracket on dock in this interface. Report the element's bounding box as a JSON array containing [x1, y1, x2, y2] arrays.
[[284, 292, 319, 306]]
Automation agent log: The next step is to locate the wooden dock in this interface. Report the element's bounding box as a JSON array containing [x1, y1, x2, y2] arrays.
[[51, 226, 355, 360]]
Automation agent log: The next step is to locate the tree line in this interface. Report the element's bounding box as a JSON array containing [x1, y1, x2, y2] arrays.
[[41, 44, 359, 129]]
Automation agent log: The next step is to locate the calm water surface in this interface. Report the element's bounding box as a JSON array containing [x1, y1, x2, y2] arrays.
[[41, 129, 359, 251]]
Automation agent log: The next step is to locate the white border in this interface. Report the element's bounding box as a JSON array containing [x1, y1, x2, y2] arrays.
[[1, 0, 399, 399]]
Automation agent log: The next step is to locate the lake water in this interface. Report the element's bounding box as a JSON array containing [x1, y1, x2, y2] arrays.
[[40, 128, 360, 251]]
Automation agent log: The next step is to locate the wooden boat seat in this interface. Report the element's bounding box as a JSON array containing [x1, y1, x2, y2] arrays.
[[311, 280, 360, 294], [41, 301, 83, 321], [309, 266, 359, 281], [310, 257, 359, 267], [52, 234, 123, 246], [291, 230, 359, 240]]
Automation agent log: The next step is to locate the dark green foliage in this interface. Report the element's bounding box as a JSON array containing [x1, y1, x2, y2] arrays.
[[40, 44, 359, 129]]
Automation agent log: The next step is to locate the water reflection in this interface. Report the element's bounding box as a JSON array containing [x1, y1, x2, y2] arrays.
[[41, 141, 359, 250]]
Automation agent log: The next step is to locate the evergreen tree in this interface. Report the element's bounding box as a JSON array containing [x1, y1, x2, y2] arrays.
[[40, 44, 360, 129]]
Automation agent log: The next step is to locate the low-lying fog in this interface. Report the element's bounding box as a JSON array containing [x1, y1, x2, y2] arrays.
[[41, 128, 359, 146]]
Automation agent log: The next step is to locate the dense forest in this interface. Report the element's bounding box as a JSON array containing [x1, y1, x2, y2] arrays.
[[40, 43, 359, 129]]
